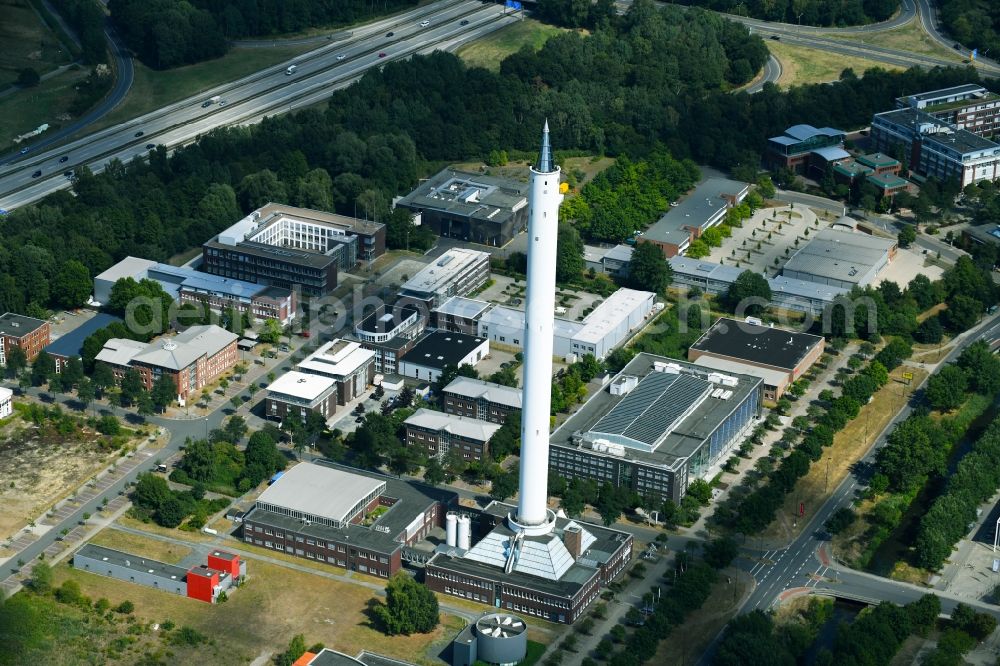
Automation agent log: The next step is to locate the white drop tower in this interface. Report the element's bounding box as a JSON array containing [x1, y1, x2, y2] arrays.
[[510, 121, 562, 536]]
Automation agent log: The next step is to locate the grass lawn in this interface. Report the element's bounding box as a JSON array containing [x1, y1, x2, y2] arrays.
[[456, 19, 570, 72], [766, 41, 904, 88], [651, 569, 750, 664], [55, 557, 467, 665], [758, 366, 928, 544], [0, 0, 74, 88], [830, 19, 966, 62], [0, 66, 89, 147], [91, 527, 192, 565], [116, 515, 218, 545], [81, 45, 316, 136]]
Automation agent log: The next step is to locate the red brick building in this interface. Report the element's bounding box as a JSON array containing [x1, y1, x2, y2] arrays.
[[0, 313, 51, 365]]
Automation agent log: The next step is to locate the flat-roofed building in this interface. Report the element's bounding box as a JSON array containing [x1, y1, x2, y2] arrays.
[[43, 313, 122, 373], [431, 296, 493, 335], [395, 168, 530, 247], [201, 203, 385, 297], [0, 312, 51, 365], [95, 325, 239, 404], [442, 376, 522, 424], [94, 256, 296, 324], [478, 288, 654, 360], [242, 461, 457, 576], [549, 354, 762, 502], [398, 332, 489, 382], [642, 179, 749, 258], [688, 317, 825, 400], [896, 84, 1000, 138], [872, 107, 1000, 186], [782, 228, 896, 289], [353, 305, 425, 374], [669, 256, 849, 316], [584, 244, 634, 277], [404, 408, 501, 461], [398, 249, 491, 310], [266, 370, 338, 423], [298, 339, 376, 404]]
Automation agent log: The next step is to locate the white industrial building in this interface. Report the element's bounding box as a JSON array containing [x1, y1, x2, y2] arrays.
[[782, 228, 897, 289], [478, 288, 655, 360]]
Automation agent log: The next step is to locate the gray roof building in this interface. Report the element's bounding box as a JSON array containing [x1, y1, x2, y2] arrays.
[[131, 325, 238, 371], [443, 376, 523, 410], [642, 179, 749, 256], [395, 168, 530, 247], [404, 408, 501, 443], [782, 228, 896, 289]]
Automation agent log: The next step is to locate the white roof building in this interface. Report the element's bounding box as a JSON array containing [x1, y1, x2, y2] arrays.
[[443, 376, 523, 410], [94, 338, 149, 367], [267, 371, 336, 402], [404, 408, 502, 443], [255, 462, 385, 529], [298, 339, 376, 380]]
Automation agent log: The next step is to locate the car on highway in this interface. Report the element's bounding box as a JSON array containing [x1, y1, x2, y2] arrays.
[[134, 131, 144, 137], [19, 147, 29, 155], [63, 171, 73, 178], [954, 43, 962, 50], [336, 54, 346, 61], [378, 52, 387, 58], [386, 31, 394, 37], [460, 19, 469, 25], [770, 35, 780, 40], [420, 20, 430, 27], [58, 155, 68, 163], [145, 143, 155, 150], [201, 101, 212, 108], [219, 100, 227, 106], [31, 170, 41, 178]]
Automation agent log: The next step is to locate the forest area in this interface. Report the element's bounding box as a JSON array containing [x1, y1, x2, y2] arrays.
[[107, 0, 419, 69], [0, 1, 986, 322], [939, 0, 1000, 56], [660, 0, 900, 26]]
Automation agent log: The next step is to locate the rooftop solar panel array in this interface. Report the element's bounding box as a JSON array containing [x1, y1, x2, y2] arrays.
[[592, 372, 710, 448]]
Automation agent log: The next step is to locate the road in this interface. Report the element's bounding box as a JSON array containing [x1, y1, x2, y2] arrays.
[[744, 55, 782, 94], [721, 312, 1000, 630], [0, 0, 514, 211], [914, 0, 1000, 70]]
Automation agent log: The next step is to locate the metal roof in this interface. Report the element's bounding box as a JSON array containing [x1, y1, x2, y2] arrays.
[[591, 372, 711, 451], [405, 408, 501, 442], [132, 325, 237, 371], [643, 178, 748, 246], [256, 462, 385, 525], [573, 289, 654, 344], [93, 256, 157, 286], [783, 228, 895, 284], [400, 249, 490, 297], [95, 338, 148, 366], [433, 296, 492, 319], [443, 376, 523, 409]]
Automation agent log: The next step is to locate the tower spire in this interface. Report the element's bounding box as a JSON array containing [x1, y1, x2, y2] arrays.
[[537, 119, 553, 173]]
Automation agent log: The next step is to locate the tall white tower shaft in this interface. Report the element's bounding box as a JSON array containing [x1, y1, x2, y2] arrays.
[[515, 121, 562, 530]]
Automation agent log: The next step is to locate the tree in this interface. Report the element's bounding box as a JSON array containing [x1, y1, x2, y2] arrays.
[[225, 415, 248, 443], [925, 365, 968, 412], [119, 368, 144, 406], [943, 295, 982, 332], [52, 260, 92, 309], [4, 345, 27, 379], [490, 471, 518, 501], [373, 573, 440, 635], [151, 373, 177, 412], [703, 536, 738, 569], [92, 362, 115, 395], [30, 351, 55, 387], [897, 225, 916, 248], [824, 507, 856, 535], [275, 634, 308, 666], [77, 378, 95, 412], [132, 472, 172, 513], [16, 67, 40, 87], [556, 224, 585, 282], [628, 241, 672, 293], [259, 318, 283, 344], [725, 271, 771, 316], [156, 495, 185, 528], [30, 560, 53, 593]]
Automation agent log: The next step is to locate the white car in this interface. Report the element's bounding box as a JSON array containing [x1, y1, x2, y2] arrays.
[[336, 54, 346, 61], [420, 20, 430, 27]]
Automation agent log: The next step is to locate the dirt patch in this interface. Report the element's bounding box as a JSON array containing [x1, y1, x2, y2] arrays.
[[0, 412, 131, 543]]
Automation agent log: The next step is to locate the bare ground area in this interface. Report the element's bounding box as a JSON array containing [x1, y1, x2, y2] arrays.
[[0, 413, 128, 546]]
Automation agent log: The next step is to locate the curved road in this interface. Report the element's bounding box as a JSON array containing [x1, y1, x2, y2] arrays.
[[2, 18, 133, 167], [744, 55, 782, 94]]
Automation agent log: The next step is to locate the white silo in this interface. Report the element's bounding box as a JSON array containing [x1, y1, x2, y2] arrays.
[[457, 514, 472, 551], [445, 511, 458, 547]]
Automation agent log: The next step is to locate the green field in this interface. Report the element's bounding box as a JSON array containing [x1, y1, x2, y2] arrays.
[[767, 41, 904, 88], [82, 44, 317, 137], [0, 66, 89, 147], [830, 19, 966, 62], [456, 19, 570, 72], [0, 0, 74, 88]]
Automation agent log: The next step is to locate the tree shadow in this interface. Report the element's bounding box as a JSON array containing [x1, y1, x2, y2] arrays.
[[362, 597, 386, 632]]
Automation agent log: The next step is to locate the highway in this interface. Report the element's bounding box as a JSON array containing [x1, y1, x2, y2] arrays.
[[0, 0, 514, 211]]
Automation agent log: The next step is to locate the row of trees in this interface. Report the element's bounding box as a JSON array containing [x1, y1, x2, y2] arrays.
[[716, 343, 903, 534], [131, 470, 229, 528], [714, 598, 833, 665], [667, 0, 900, 27], [915, 412, 1000, 569], [52, 0, 108, 65], [939, 0, 1000, 59], [171, 423, 286, 494]]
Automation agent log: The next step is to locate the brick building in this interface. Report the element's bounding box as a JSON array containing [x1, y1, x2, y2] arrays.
[[297, 339, 376, 404], [404, 409, 501, 461], [265, 370, 338, 423], [95, 325, 238, 404], [242, 462, 457, 577], [0, 312, 51, 365], [442, 376, 522, 425]]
